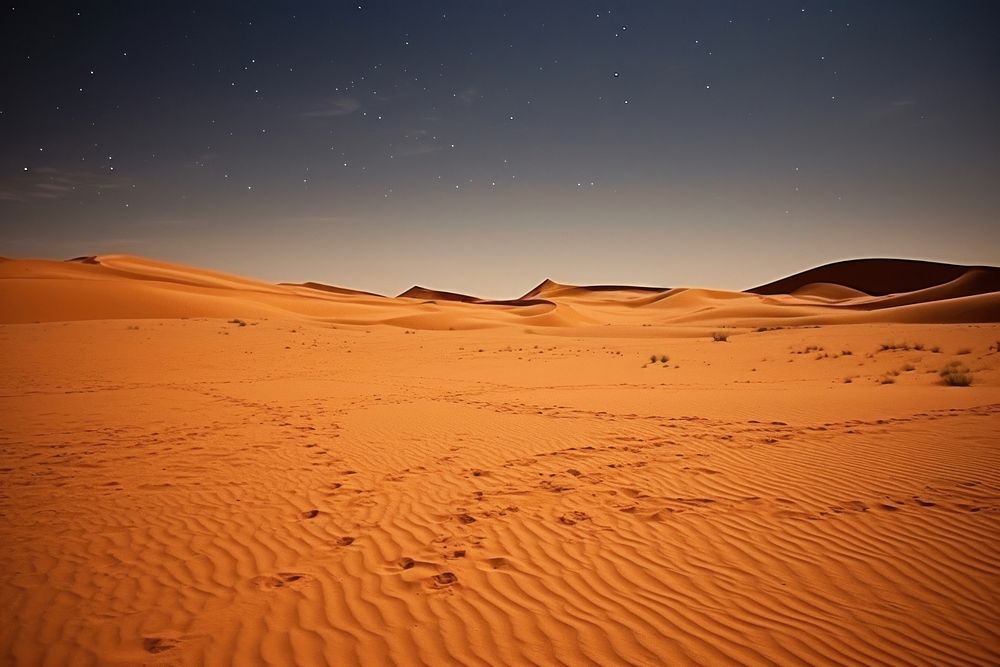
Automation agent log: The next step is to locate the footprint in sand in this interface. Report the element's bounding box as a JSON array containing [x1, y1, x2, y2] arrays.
[[335, 536, 355, 546], [252, 572, 311, 590], [840, 500, 868, 512], [300, 509, 320, 519], [432, 572, 458, 587], [143, 637, 179, 654], [558, 511, 590, 525]]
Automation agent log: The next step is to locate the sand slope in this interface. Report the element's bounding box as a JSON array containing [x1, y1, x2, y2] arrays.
[[2, 254, 998, 328], [1, 319, 999, 666], [748, 258, 1000, 297], [1, 254, 1000, 665]]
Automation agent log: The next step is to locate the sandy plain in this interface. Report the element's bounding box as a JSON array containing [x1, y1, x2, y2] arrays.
[[1, 255, 998, 666]]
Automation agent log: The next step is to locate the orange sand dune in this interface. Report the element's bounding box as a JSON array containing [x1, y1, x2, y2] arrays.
[[398, 285, 482, 303], [522, 277, 666, 300], [282, 281, 385, 299], [748, 257, 1000, 297], [3, 254, 997, 329], [789, 282, 870, 299], [1, 254, 1000, 665]]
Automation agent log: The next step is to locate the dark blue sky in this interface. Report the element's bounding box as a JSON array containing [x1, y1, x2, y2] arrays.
[[2, 1, 998, 297]]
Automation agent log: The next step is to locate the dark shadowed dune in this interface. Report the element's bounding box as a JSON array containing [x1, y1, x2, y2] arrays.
[[521, 278, 667, 300], [283, 281, 384, 298], [397, 286, 481, 303], [476, 298, 556, 308], [748, 258, 1000, 297]]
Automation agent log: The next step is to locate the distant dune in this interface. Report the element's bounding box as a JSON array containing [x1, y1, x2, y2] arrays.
[[281, 281, 384, 298], [521, 278, 666, 300], [397, 285, 482, 303], [748, 258, 1000, 297], [0, 254, 998, 327]]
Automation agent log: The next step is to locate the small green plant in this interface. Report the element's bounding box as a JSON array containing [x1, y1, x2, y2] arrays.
[[712, 332, 729, 342]]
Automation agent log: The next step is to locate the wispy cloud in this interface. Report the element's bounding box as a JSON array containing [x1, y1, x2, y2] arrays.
[[866, 98, 916, 121], [394, 129, 444, 158], [0, 167, 127, 202], [395, 143, 443, 158], [302, 96, 361, 118], [456, 85, 479, 105]]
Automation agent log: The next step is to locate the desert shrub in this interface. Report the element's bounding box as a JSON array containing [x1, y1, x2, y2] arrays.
[[650, 354, 658, 363], [228, 319, 247, 327], [841, 350, 853, 356], [880, 375, 895, 384], [660, 354, 669, 364], [901, 363, 916, 372], [939, 361, 972, 386], [956, 348, 972, 355], [941, 372, 972, 386], [712, 332, 729, 342]]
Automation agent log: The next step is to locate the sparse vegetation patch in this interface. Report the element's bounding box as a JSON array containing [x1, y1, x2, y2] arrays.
[[939, 361, 972, 386]]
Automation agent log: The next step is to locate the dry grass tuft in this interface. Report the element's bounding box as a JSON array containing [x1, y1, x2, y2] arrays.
[[939, 361, 972, 387]]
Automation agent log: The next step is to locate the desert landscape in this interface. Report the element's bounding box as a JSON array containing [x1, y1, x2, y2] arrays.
[[1, 254, 998, 666], [4, 2, 999, 665]]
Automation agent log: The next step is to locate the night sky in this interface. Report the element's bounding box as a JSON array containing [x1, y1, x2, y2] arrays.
[[2, 1, 998, 298]]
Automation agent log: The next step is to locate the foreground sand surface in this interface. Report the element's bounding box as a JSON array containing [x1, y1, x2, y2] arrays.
[[2, 317, 999, 666], [1, 255, 999, 665]]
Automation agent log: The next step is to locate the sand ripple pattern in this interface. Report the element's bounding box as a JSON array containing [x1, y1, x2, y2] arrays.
[[1, 326, 999, 665]]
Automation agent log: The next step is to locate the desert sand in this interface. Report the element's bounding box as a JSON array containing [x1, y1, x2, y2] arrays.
[[1, 255, 999, 666]]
